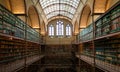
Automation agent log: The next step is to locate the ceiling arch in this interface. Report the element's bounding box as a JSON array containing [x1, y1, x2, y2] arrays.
[[40, 20, 46, 36], [0, 0, 11, 11], [0, 0, 25, 14], [94, 0, 109, 13], [48, 16, 71, 23], [10, 0, 25, 14], [47, 10, 73, 16], [106, 0, 119, 10], [47, 10, 74, 19], [79, 5, 91, 28], [28, 5, 40, 28], [94, 0, 119, 13], [74, 21, 79, 35], [39, 0, 80, 20]]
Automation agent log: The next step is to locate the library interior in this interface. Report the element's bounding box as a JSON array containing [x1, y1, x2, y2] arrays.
[[0, 0, 120, 72]]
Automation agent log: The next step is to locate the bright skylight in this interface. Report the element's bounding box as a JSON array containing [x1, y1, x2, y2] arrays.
[[39, 0, 80, 19]]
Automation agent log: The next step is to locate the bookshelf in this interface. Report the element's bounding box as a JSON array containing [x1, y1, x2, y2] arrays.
[[95, 2, 120, 37], [77, 1, 120, 71], [0, 4, 42, 65], [0, 4, 41, 43], [77, 1, 120, 42]]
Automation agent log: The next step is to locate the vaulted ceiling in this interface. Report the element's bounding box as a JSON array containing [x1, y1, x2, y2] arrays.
[[39, 0, 80, 20]]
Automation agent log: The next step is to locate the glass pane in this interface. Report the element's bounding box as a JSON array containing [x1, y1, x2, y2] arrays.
[[39, 0, 80, 19], [56, 24, 59, 35], [49, 27, 51, 35], [66, 24, 71, 36], [49, 25, 54, 36], [51, 26, 54, 35], [56, 21, 64, 36]]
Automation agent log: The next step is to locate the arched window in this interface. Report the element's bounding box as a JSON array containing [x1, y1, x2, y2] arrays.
[[48, 25, 54, 36], [66, 24, 71, 36], [48, 20, 72, 38], [56, 21, 64, 36]]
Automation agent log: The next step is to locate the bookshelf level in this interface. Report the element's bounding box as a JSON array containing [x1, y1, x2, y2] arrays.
[[95, 36, 120, 65], [0, 35, 26, 63], [0, 4, 42, 43]]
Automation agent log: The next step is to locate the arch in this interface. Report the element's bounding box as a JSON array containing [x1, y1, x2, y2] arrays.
[[48, 24, 54, 36], [66, 24, 72, 36], [48, 18, 72, 37], [56, 20, 64, 36], [10, 0, 25, 14], [28, 5, 40, 29], [40, 20, 46, 36], [74, 21, 79, 35], [93, 0, 119, 22], [48, 16, 72, 23], [94, 0, 119, 13], [79, 4, 91, 28], [94, 0, 108, 13], [0, 0, 27, 23], [48, 18, 72, 26], [0, 0, 11, 11], [0, 0, 25, 14], [47, 10, 73, 16], [105, 0, 119, 10]]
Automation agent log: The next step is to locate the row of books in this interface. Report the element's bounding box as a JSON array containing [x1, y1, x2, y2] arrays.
[[0, 38, 40, 63], [0, 4, 41, 43], [78, 24, 93, 41], [81, 37, 120, 66], [78, 2, 120, 41]]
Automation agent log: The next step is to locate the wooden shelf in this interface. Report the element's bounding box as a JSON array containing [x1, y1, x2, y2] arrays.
[[76, 55, 120, 72]]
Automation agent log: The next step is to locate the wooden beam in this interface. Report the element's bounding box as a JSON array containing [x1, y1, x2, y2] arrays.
[[14, 14, 27, 16], [93, 13, 104, 15], [79, 27, 85, 29]]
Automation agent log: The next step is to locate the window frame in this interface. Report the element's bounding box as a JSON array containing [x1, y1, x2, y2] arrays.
[[56, 20, 64, 37], [48, 24, 54, 37], [66, 24, 72, 37]]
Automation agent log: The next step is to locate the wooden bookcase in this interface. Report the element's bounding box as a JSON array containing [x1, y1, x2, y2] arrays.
[[77, 1, 120, 71], [0, 4, 42, 64]]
